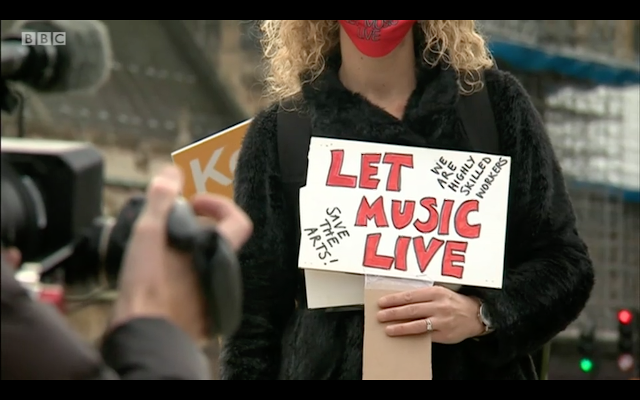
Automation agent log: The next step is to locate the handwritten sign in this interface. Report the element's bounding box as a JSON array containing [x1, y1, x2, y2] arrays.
[[298, 138, 511, 289], [303, 208, 351, 266], [172, 119, 252, 200]]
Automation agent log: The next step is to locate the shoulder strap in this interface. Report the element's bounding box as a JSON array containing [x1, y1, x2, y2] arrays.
[[456, 70, 500, 154], [277, 102, 312, 309], [277, 104, 312, 185]]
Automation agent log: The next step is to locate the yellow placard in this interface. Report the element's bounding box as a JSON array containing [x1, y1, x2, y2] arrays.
[[171, 119, 252, 200]]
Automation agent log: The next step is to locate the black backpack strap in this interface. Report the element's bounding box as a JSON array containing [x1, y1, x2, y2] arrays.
[[277, 105, 312, 186], [276, 102, 312, 309], [456, 70, 500, 154]]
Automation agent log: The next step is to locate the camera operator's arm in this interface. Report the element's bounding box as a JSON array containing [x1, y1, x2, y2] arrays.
[[100, 318, 209, 380], [1, 259, 107, 380], [1, 256, 208, 381]]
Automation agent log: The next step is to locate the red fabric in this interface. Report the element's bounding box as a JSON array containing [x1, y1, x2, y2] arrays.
[[339, 20, 417, 58], [39, 285, 65, 313]]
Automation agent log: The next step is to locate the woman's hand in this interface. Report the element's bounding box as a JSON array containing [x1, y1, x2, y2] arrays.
[[377, 285, 485, 344]]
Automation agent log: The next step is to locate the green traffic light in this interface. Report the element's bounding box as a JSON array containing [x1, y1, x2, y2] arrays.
[[580, 358, 593, 373]]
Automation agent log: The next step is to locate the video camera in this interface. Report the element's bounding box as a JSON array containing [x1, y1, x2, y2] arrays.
[[0, 20, 242, 337]]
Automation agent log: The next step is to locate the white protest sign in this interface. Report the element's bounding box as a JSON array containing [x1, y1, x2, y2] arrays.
[[298, 138, 511, 290]]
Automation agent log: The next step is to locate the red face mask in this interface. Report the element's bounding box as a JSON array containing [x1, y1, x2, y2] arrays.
[[339, 20, 417, 58]]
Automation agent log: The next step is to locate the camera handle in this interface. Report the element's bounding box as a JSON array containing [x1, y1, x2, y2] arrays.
[[102, 195, 243, 337], [166, 199, 243, 337]]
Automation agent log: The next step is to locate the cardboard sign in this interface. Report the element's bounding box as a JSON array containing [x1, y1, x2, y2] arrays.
[[299, 138, 511, 308], [171, 119, 252, 200], [363, 287, 432, 380]]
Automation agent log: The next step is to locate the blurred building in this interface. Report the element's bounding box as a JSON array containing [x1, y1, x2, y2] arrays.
[[1, 20, 249, 213], [0, 20, 246, 200], [1, 20, 245, 143]]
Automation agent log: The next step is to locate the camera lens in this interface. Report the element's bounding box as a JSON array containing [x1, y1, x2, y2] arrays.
[[0, 160, 44, 261], [0, 177, 27, 245]]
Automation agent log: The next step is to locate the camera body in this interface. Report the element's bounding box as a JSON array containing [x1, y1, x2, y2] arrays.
[[1, 137, 104, 271]]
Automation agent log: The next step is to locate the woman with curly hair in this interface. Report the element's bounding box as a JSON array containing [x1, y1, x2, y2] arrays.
[[221, 20, 594, 380]]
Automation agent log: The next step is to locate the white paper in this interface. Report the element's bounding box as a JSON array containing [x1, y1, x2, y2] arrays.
[[304, 270, 364, 309], [298, 137, 511, 292]]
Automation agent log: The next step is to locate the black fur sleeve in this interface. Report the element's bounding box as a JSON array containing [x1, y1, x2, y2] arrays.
[[219, 104, 297, 380], [460, 70, 595, 367]]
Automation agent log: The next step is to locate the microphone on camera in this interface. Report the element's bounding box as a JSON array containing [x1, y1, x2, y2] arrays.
[[1, 20, 112, 93]]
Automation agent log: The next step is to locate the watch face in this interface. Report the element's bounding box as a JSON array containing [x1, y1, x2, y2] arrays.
[[480, 304, 492, 327]]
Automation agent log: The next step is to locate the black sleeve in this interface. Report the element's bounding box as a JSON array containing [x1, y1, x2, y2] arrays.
[[1, 260, 208, 380], [220, 105, 298, 380], [101, 318, 209, 380], [1, 261, 104, 380], [460, 70, 595, 366]]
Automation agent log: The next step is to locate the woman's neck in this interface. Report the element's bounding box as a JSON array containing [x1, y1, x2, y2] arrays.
[[338, 29, 417, 103]]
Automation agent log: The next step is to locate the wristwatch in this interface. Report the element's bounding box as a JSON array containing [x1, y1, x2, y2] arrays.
[[478, 302, 495, 333]]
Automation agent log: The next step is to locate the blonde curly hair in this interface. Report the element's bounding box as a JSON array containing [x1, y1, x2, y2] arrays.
[[260, 20, 494, 103]]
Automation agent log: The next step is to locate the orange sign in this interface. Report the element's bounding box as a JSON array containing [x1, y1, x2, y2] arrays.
[[172, 119, 252, 200]]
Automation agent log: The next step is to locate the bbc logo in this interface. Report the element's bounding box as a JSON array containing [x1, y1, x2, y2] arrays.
[[21, 32, 66, 46]]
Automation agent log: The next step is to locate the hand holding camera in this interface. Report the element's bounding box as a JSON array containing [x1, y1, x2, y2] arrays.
[[112, 165, 252, 343]]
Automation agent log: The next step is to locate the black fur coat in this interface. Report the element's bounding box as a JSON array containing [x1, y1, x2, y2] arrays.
[[220, 56, 595, 380]]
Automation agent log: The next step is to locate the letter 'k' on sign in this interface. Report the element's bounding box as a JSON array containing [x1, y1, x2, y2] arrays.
[[190, 147, 234, 191], [171, 119, 251, 200]]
